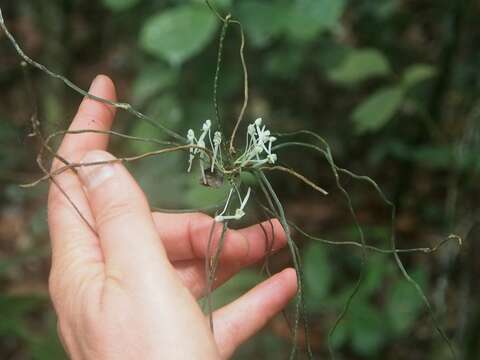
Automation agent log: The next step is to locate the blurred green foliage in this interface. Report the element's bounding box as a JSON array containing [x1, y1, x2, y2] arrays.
[[304, 244, 427, 356], [140, 3, 218, 65], [1, 0, 479, 358]]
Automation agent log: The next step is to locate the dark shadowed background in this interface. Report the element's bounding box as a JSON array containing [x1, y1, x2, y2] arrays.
[[0, 0, 479, 359]]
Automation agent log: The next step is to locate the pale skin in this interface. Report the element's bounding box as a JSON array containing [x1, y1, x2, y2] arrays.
[[47, 75, 298, 359]]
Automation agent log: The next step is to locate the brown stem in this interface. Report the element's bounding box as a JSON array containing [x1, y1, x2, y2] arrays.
[[260, 165, 328, 195], [229, 20, 249, 154]]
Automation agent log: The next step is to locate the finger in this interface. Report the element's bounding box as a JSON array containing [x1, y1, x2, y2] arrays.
[[212, 268, 298, 359], [54, 74, 117, 166], [48, 76, 117, 291], [174, 234, 284, 300], [174, 259, 252, 299], [173, 259, 253, 299], [152, 212, 287, 263], [78, 150, 169, 284]]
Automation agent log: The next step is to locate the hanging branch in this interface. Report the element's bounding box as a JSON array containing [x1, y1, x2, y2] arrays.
[[204, 1, 249, 154], [274, 130, 460, 358]]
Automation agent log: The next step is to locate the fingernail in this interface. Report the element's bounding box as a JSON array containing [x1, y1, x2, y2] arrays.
[[79, 151, 116, 190]]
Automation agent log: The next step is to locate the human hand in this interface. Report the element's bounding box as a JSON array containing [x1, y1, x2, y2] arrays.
[[47, 75, 298, 359]]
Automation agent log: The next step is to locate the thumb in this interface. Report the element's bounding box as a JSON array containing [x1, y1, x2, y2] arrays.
[[78, 150, 168, 284]]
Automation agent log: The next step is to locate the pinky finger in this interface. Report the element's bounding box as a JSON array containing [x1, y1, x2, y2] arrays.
[[212, 268, 298, 359]]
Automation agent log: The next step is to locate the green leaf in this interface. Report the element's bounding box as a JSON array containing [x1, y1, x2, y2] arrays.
[[350, 302, 386, 356], [239, 171, 257, 187], [329, 319, 349, 349], [129, 95, 182, 153], [235, 1, 288, 47], [304, 243, 332, 301], [133, 154, 186, 209], [132, 64, 178, 105], [265, 46, 305, 79], [352, 86, 405, 133], [146, 95, 183, 127], [412, 144, 480, 171], [359, 254, 388, 297], [101, 0, 140, 11], [386, 269, 427, 335], [184, 176, 231, 208], [193, 0, 232, 10], [315, 41, 351, 71], [412, 145, 454, 169], [402, 64, 436, 89], [215, 0, 232, 9], [327, 48, 391, 85], [287, 0, 347, 41], [140, 4, 218, 65]]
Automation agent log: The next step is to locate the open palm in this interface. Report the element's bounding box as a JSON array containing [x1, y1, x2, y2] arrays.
[[47, 75, 297, 359]]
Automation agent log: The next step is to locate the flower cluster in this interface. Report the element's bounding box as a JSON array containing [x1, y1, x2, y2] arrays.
[[187, 119, 222, 184], [186, 117, 276, 223], [234, 118, 277, 168]]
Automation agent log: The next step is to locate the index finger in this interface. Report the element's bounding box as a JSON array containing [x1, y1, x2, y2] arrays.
[[151, 212, 287, 263], [48, 75, 117, 281], [53, 75, 117, 169]]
